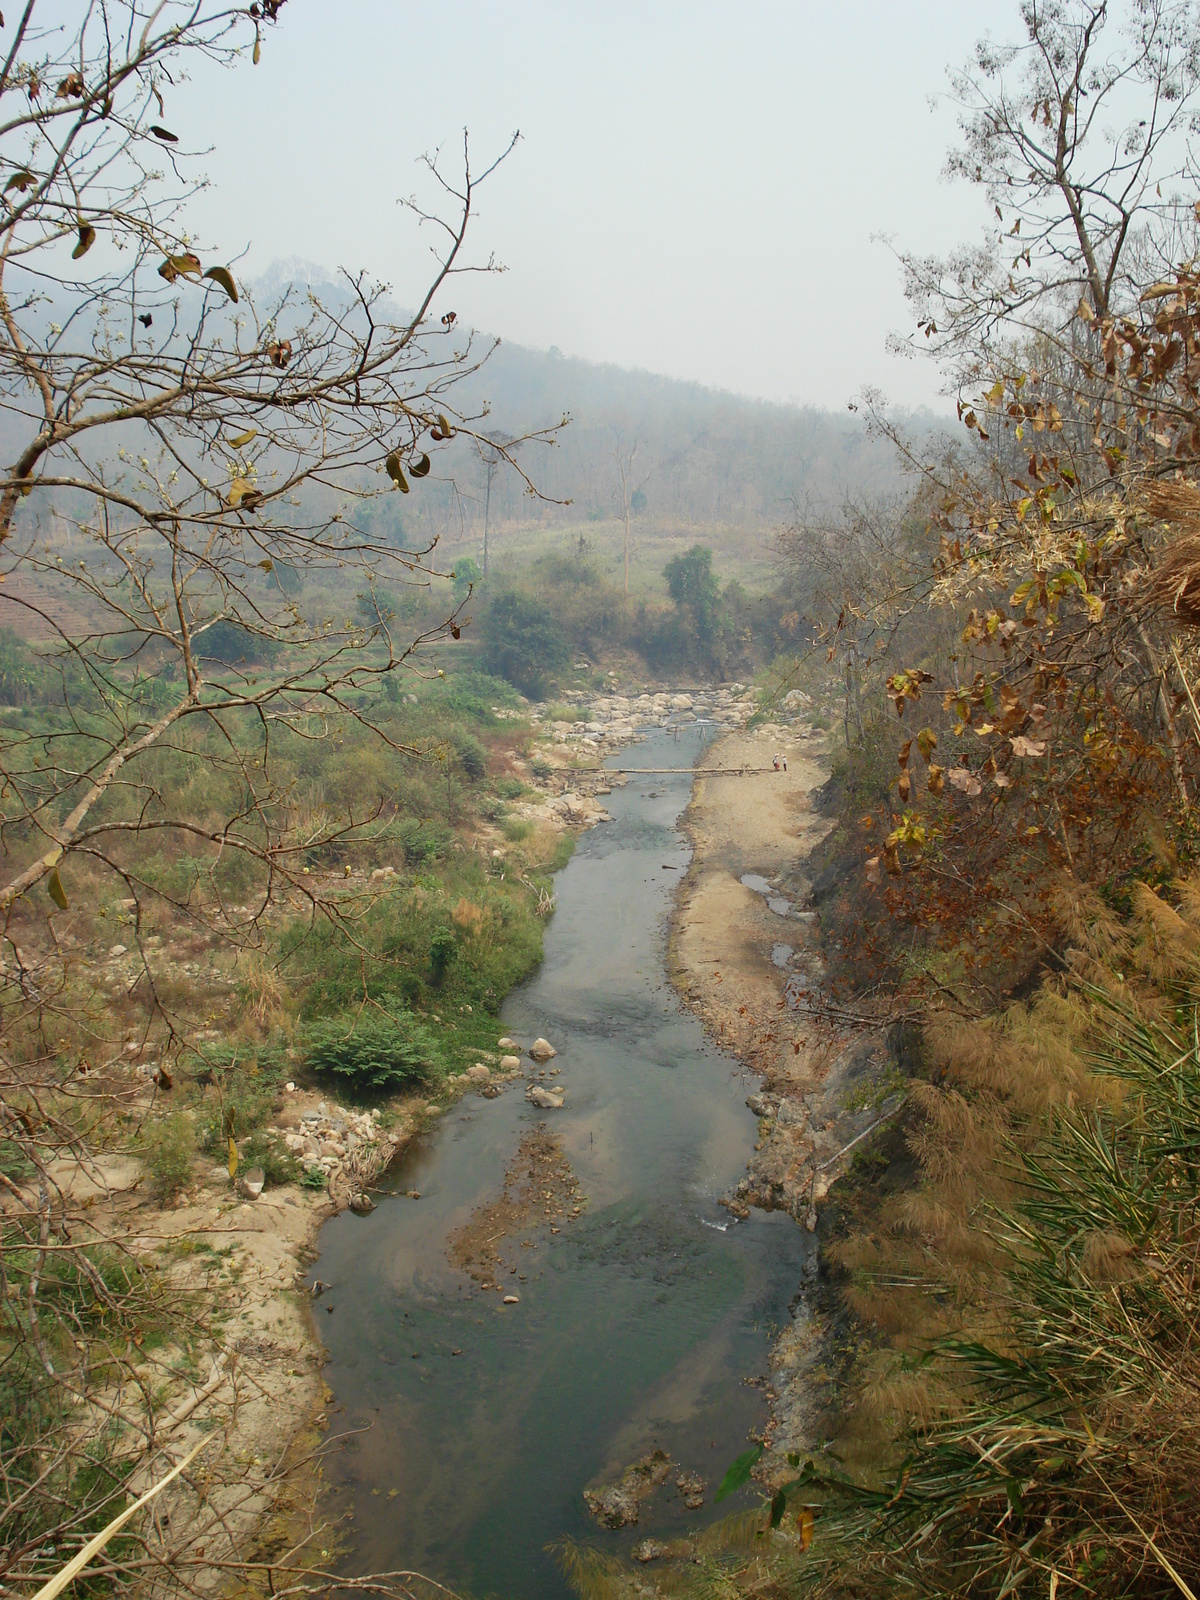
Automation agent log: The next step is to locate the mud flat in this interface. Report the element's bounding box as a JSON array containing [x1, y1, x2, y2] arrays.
[[671, 718, 891, 1464]]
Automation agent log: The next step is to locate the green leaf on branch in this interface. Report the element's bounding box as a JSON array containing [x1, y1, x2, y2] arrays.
[[715, 1445, 763, 1502]]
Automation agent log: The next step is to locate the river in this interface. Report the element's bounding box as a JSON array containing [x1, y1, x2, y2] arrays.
[[313, 725, 810, 1599]]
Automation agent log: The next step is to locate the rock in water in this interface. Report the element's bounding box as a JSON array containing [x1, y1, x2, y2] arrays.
[[349, 1192, 376, 1215], [583, 1450, 672, 1528], [465, 1063, 491, 1082], [527, 1085, 565, 1109], [498, 1054, 521, 1072], [676, 1470, 706, 1509], [503, 1293, 519, 1304], [632, 1541, 665, 1564], [529, 1037, 557, 1062], [497, 1036, 518, 1050]]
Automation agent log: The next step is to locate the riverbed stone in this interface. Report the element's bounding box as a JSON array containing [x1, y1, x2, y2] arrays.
[[527, 1084, 564, 1109], [498, 1054, 521, 1072], [584, 1450, 672, 1528], [528, 1037, 557, 1062], [497, 1036, 518, 1050]]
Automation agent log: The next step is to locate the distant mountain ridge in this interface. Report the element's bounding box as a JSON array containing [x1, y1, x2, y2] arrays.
[[253, 262, 939, 537]]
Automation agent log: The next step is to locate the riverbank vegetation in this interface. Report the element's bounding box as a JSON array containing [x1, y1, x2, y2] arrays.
[[0, 8, 580, 1595], [742, 3, 1200, 1596]]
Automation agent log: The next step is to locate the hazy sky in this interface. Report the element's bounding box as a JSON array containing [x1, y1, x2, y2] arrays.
[[177, 2, 1021, 413]]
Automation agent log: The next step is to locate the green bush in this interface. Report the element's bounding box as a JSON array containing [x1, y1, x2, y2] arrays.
[[196, 618, 280, 667], [0, 628, 47, 706], [241, 1128, 300, 1187], [502, 816, 532, 842], [481, 590, 569, 697], [194, 1043, 286, 1153], [303, 1011, 445, 1091], [429, 929, 456, 985], [142, 1113, 194, 1201], [452, 728, 487, 780], [390, 816, 451, 864]]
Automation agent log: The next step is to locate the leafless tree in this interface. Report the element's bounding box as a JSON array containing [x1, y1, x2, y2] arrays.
[[611, 430, 658, 597], [0, 6, 555, 1594], [898, 0, 1200, 388]]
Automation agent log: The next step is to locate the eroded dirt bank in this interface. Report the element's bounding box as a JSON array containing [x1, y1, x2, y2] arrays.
[[670, 719, 889, 1461]]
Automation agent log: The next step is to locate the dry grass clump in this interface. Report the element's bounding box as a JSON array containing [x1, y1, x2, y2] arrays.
[[792, 874, 1200, 1598], [1139, 478, 1200, 627]]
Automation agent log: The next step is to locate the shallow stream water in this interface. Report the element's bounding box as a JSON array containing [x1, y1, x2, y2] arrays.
[[313, 726, 809, 1599]]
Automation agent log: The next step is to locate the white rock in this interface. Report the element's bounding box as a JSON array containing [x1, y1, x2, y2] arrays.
[[497, 1036, 518, 1050], [466, 1064, 491, 1082], [285, 1081, 296, 1093], [499, 1054, 521, 1072], [108, 944, 128, 958], [238, 1167, 265, 1200], [529, 1037, 557, 1062], [527, 1085, 564, 1109], [503, 1293, 520, 1304]]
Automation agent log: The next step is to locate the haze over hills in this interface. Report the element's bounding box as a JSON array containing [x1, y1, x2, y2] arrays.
[[256, 263, 944, 589]]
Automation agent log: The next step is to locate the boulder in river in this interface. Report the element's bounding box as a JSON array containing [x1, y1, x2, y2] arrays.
[[349, 1192, 376, 1215], [528, 1037, 557, 1062], [527, 1084, 564, 1109], [498, 1054, 521, 1072], [497, 1036, 518, 1050]]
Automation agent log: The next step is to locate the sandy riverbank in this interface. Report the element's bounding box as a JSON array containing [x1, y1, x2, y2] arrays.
[[670, 719, 890, 1462]]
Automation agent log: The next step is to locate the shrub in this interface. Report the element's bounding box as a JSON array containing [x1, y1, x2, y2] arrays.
[[241, 1128, 300, 1187], [452, 728, 487, 780], [391, 816, 450, 864], [142, 1113, 194, 1201], [196, 618, 280, 666], [429, 929, 457, 985], [451, 556, 482, 599], [303, 1012, 444, 1091], [480, 590, 569, 697], [0, 628, 47, 706], [502, 816, 532, 842]]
